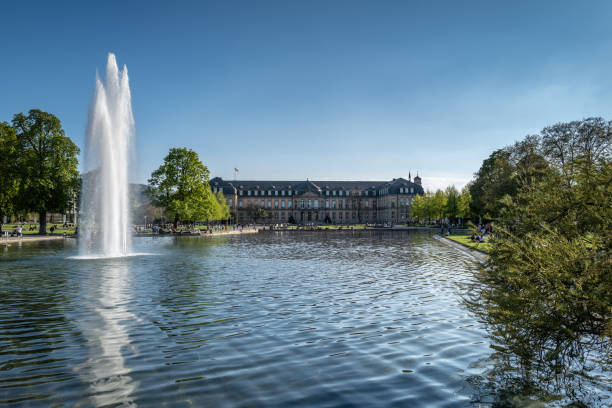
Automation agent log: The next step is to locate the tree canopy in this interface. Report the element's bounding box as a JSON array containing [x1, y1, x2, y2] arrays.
[[0, 122, 19, 233], [147, 147, 229, 226], [11, 110, 80, 234], [468, 118, 611, 401]]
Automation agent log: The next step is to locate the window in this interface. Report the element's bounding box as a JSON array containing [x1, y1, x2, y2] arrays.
[[281, 200, 285, 208], [275, 191, 278, 196], [332, 200, 336, 208], [227, 199, 232, 206], [268, 200, 272, 208], [281, 190, 285, 196], [326, 200, 330, 208], [240, 190, 243, 196], [268, 190, 272, 196], [326, 191, 329, 196], [300, 200, 305, 209], [365, 200, 369, 208], [274, 201, 278, 208], [365, 213, 369, 220], [314, 199, 318, 209], [308, 199, 312, 209], [254, 190, 258, 196], [288, 190, 292, 196], [410, 187, 414, 194], [333, 190, 336, 196], [332, 212, 336, 220], [261, 200, 265, 207], [239, 200, 243, 208], [339, 212, 342, 220], [288, 200, 292, 208], [248, 190, 252, 196]]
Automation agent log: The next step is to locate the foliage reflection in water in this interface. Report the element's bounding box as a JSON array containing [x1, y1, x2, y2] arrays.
[[0, 232, 609, 407]]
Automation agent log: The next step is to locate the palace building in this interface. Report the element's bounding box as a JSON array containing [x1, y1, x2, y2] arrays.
[[210, 175, 424, 224]]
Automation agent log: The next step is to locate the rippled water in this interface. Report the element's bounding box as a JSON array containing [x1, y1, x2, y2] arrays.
[[1, 231, 492, 407]]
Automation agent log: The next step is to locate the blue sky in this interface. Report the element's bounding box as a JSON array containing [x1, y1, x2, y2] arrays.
[[2, 1, 612, 190]]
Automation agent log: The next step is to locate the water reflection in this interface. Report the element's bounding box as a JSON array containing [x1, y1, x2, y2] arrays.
[[74, 258, 139, 407], [464, 267, 611, 406]]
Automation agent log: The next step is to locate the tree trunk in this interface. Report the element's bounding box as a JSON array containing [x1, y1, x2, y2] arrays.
[[0, 210, 3, 234], [173, 214, 179, 229], [39, 211, 47, 235]]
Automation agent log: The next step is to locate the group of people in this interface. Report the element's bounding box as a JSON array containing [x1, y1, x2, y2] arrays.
[[470, 223, 493, 242], [134, 223, 256, 235], [3, 223, 65, 237]]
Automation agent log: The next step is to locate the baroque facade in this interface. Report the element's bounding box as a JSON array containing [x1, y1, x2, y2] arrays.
[[210, 175, 424, 224]]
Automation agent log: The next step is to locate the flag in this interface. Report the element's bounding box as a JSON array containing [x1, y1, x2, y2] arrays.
[[234, 168, 239, 173]]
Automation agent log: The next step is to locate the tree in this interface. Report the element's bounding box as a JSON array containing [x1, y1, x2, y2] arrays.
[[469, 149, 517, 221], [0, 122, 19, 233], [245, 205, 268, 223], [148, 147, 217, 227], [431, 189, 447, 223], [409, 194, 426, 220], [467, 118, 611, 401], [458, 187, 471, 222], [443, 186, 460, 222], [213, 191, 231, 221], [12, 110, 79, 235]]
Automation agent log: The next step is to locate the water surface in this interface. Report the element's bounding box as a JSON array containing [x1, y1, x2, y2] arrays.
[[1, 231, 498, 406]]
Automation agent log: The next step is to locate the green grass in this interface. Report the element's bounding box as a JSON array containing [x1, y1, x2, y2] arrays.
[[446, 234, 492, 254], [1, 224, 76, 236]]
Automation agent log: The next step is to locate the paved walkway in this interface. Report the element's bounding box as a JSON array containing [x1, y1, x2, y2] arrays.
[[1, 234, 71, 245], [435, 235, 489, 264]]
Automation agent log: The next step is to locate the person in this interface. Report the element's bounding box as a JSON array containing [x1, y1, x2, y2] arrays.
[[17, 226, 22, 237], [50, 225, 55, 235]]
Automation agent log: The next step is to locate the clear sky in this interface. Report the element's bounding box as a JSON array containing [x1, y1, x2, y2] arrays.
[[2, 1, 612, 191]]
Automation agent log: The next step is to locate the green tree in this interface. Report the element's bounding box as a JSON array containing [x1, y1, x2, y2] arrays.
[[246, 205, 268, 223], [12, 110, 80, 235], [468, 118, 611, 401], [148, 147, 217, 227], [410, 194, 426, 220], [0, 122, 19, 233], [213, 191, 231, 221], [443, 186, 460, 222], [458, 186, 471, 222], [469, 149, 517, 221], [431, 189, 447, 223]]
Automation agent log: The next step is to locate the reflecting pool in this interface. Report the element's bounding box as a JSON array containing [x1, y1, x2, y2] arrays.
[[0, 231, 608, 406]]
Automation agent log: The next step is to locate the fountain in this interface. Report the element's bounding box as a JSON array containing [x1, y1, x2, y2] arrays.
[[79, 53, 134, 257]]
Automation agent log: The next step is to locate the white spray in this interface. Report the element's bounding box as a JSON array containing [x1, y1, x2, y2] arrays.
[[80, 53, 134, 257]]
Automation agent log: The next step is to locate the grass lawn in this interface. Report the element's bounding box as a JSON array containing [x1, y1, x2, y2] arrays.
[[1, 224, 76, 236], [446, 234, 492, 254]]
